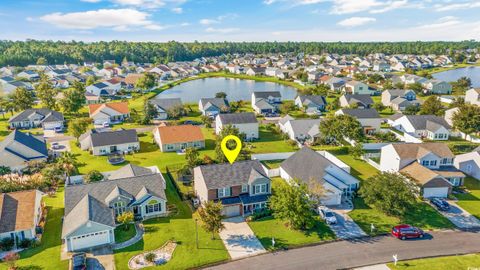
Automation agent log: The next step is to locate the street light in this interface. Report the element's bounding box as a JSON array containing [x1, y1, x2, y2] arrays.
[[195, 218, 199, 249]]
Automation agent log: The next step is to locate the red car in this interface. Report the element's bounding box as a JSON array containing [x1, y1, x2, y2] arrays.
[[391, 224, 424, 240]]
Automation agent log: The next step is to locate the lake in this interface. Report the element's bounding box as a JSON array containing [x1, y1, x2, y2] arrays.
[[433, 66, 480, 87], [154, 77, 298, 103]]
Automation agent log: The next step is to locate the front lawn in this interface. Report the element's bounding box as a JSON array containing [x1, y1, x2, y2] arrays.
[[388, 253, 480, 270], [114, 223, 137, 244], [0, 188, 68, 270], [248, 216, 335, 250], [113, 174, 229, 270], [336, 154, 454, 235], [455, 177, 480, 220]]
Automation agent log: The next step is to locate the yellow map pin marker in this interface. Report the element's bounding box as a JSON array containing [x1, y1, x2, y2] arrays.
[[221, 135, 241, 164]]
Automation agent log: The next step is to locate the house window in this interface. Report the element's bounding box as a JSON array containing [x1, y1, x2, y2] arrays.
[[253, 184, 268, 195], [113, 201, 126, 216], [167, 145, 174, 150], [429, 160, 437, 166], [146, 203, 161, 214], [218, 187, 231, 198], [242, 185, 248, 193]]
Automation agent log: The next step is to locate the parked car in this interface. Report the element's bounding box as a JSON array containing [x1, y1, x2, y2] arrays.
[[103, 122, 110, 128], [51, 142, 60, 150], [430, 198, 450, 211], [70, 253, 86, 270], [54, 126, 64, 133], [318, 206, 337, 225], [391, 224, 424, 240]]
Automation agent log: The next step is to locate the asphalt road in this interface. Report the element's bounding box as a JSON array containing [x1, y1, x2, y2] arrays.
[[205, 230, 480, 270]]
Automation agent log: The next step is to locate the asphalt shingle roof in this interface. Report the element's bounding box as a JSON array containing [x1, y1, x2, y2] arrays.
[[197, 160, 268, 189], [89, 129, 138, 147], [217, 112, 258, 125]]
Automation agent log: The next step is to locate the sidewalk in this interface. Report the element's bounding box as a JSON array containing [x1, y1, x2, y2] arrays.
[[113, 222, 144, 250]]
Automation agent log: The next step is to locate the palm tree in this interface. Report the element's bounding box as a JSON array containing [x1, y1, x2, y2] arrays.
[[57, 152, 78, 183]]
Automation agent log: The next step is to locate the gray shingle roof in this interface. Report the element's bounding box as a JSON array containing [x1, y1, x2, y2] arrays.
[[298, 95, 327, 106], [340, 108, 380, 118], [253, 91, 281, 99], [9, 109, 64, 123], [280, 147, 331, 185], [218, 112, 258, 125], [403, 115, 451, 130], [149, 98, 182, 111], [108, 164, 154, 180], [0, 130, 48, 162], [199, 98, 229, 110], [89, 129, 138, 147], [343, 94, 374, 106], [63, 173, 167, 237], [197, 160, 268, 189]]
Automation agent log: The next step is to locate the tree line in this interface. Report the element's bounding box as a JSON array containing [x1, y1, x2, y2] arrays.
[[0, 40, 479, 67]]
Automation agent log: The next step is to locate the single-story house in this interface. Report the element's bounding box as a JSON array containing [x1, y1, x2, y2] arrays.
[[198, 98, 230, 117], [0, 130, 48, 171], [215, 112, 259, 140], [454, 146, 480, 180], [153, 125, 205, 152], [62, 171, 167, 251], [279, 118, 322, 145], [148, 98, 183, 120], [88, 102, 130, 125], [465, 88, 480, 106], [390, 115, 451, 141], [335, 108, 382, 134], [8, 109, 64, 130], [294, 95, 327, 115], [339, 94, 374, 109], [79, 129, 139, 156], [0, 190, 43, 242], [194, 160, 271, 217], [280, 147, 359, 206]]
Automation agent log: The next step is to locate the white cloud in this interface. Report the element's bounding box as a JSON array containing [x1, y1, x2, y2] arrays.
[[180, 22, 190, 26], [337, 16, 376, 27], [40, 8, 162, 31], [434, 1, 480, 12], [199, 19, 218, 25], [171, 7, 183, 13], [81, 0, 102, 2], [205, 27, 240, 33], [111, 0, 165, 9], [200, 13, 238, 26], [417, 16, 461, 29], [266, 0, 412, 14]]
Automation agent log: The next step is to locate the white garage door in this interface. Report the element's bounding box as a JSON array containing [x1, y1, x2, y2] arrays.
[[423, 187, 449, 198], [222, 205, 240, 217], [71, 230, 111, 251]]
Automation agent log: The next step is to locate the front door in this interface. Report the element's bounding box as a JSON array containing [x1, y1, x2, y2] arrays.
[[110, 146, 117, 153]]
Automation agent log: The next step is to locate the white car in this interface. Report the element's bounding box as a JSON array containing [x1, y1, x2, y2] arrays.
[[318, 206, 337, 225]]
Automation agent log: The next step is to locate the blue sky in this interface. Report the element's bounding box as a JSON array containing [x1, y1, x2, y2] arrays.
[[1, 0, 480, 41]]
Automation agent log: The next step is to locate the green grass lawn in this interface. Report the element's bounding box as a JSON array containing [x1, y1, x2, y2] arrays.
[[113, 174, 229, 270], [114, 223, 137, 244], [250, 125, 298, 154], [248, 178, 335, 249], [0, 117, 10, 140], [248, 216, 335, 250], [455, 177, 480, 220], [0, 187, 68, 270], [388, 253, 480, 270], [335, 154, 454, 235], [261, 159, 284, 169]]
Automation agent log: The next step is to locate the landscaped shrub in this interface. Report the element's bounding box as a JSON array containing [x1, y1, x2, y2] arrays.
[[19, 239, 34, 249], [0, 238, 14, 251], [250, 209, 273, 221], [144, 252, 156, 263]]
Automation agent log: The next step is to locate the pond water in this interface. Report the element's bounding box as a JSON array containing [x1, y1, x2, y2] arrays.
[[154, 77, 298, 103], [433, 66, 480, 87]]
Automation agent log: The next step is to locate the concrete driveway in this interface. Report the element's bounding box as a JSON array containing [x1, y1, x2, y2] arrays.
[[432, 200, 480, 229], [328, 211, 368, 239], [219, 217, 266, 260]]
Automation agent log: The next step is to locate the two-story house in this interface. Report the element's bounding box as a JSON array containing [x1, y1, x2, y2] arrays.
[[381, 89, 422, 111], [251, 91, 282, 115], [422, 79, 452, 94], [62, 168, 167, 251], [465, 88, 480, 106], [339, 94, 374, 109], [343, 80, 374, 95], [380, 143, 465, 197], [294, 95, 327, 115], [390, 115, 451, 140], [215, 112, 259, 140], [279, 147, 359, 206], [194, 160, 271, 217], [198, 98, 230, 117]]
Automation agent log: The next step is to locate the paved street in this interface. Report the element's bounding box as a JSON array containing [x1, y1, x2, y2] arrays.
[[218, 217, 266, 260], [206, 230, 480, 270]]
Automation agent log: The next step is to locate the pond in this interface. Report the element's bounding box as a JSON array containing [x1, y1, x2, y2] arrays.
[[433, 66, 480, 87], [154, 77, 298, 103]]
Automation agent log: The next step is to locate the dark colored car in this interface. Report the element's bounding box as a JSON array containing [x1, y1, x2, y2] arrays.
[[430, 198, 450, 211], [184, 120, 201, 125], [391, 224, 424, 240], [71, 253, 86, 270]]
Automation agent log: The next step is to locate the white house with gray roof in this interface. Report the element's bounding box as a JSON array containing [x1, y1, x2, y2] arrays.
[[148, 98, 183, 120], [194, 160, 271, 217], [8, 109, 64, 131], [295, 95, 327, 115], [62, 168, 167, 251], [0, 130, 48, 171], [339, 94, 374, 109], [390, 115, 451, 141], [215, 112, 259, 140], [251, 91, 282, 115], [79, 129, 139, 156], [198, 98, 230, 117], [335, 108, 382, 134], [278, 117, 322, 145], [280, 147, 359, 206]]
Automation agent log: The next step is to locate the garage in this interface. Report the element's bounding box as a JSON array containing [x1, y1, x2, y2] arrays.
[[222, 205, 241, 217], [43, 121, 62, 130], [423, 187, 449, 198], [69, 230, 112, 251]]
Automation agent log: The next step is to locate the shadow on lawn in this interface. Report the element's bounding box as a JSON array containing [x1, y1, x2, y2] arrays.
[[257, 236, 288, 250]]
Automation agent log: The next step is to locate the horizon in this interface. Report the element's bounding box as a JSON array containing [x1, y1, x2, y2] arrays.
[[2, 0, 480, 42]]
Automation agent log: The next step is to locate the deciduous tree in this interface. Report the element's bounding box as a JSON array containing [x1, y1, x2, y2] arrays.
[[419, 96, 444, 116], [198, 201, 225, 239], [452, 104, 480, 136]]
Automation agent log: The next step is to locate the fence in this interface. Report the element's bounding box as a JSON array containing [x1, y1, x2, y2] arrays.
[[362, 156, 381, 170], [165, 166, 185, 200]]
